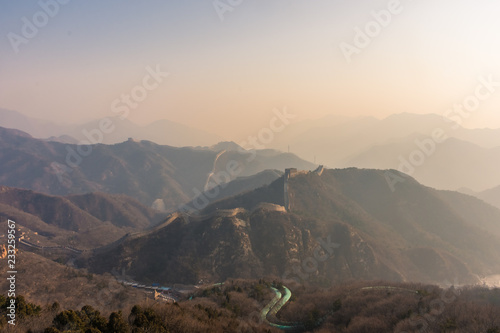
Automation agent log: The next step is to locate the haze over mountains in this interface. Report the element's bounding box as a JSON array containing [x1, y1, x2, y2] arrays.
[[269, 113, 500, 192], [459, 185, 500, 211], [348, 135, 500, 192], [2, 110, 500, 281], [5, 0, 500, 329], [2, 109, 500, 331], [0, 186, 166, 249], [0, 126, 315, 211], [5, 109, 500, 287], [0, 109, 223, 147], [3, 109, 500, 196], [85, 168, 500, 286]]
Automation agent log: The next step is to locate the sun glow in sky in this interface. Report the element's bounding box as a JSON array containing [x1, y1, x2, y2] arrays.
[[1, 0, 500, 140]]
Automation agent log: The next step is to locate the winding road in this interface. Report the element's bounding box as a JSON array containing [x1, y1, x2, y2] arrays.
[[261, 285, 304, 331], [259, 284, 421, 332]]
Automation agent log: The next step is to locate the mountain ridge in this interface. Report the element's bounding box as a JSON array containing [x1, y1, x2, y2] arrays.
[[0, 126, 315, 210], [84, 168, 500, 286], [0, 109, 223, 147]]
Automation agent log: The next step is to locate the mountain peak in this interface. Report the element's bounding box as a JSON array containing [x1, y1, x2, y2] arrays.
[[209, 141, 243, 152]]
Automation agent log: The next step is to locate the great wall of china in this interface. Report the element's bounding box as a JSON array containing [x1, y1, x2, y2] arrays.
[[284, 165, 324, 211]]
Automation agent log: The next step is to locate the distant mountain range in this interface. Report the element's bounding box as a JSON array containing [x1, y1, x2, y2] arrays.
[[0, 126, 315, 210], [267, 112, 500, 191], [477, 186, 500, 210], [272, 113, 500, 164], [85, 168, 500, 286], [5, 108, 500, 192], [3, 109, 500, 287], [0, 108, 223, 147], [346, 135, 500, 191], [459, 185, 500, 211]]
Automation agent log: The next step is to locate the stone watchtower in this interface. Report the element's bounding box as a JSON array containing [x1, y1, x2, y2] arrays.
[[285, 168, 297, 178], [284, 168, 297, 211]]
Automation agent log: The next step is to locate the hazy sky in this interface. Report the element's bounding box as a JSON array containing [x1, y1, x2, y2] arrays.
[[1, 0, 500, 139]]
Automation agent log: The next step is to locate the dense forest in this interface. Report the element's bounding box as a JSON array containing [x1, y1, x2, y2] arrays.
[[2, 279, 500, 332]]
